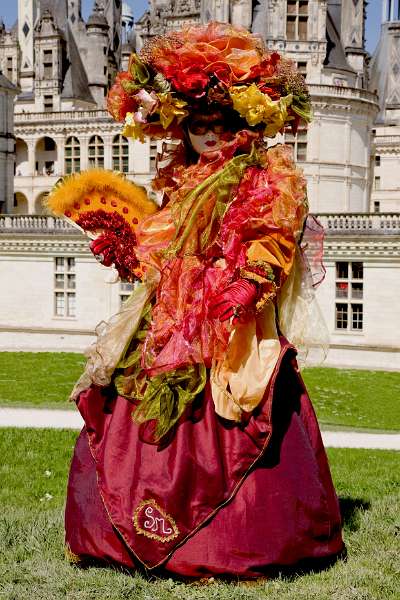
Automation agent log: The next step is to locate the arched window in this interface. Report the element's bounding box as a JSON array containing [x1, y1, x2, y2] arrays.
[[15, 138, 29, 176], [88, 135, 104, 168], [35, 136, 57, 176], [112, 134, 129, 172], [12, 192, 29, 215], [34, 191, 50, 215], [65, 137, 80, 174]]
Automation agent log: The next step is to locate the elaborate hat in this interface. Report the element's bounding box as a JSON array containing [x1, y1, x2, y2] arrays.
[[107, 22, 312, 141]]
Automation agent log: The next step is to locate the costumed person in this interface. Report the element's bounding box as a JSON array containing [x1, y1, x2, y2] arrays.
[[47, 22, 344, 579]]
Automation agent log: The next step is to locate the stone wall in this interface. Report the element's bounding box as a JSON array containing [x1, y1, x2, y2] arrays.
[[0, 214, 399, 369]]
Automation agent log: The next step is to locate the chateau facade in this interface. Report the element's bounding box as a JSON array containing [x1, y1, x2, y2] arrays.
[[0, 0, 399, 369]]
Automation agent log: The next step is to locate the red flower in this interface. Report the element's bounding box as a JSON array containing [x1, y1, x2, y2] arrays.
[[171, 67, 209, 98], [258, 84, 281, 99], [270, 52, 281, 65], [107, 72, 137, 122], [254, 54, 281, 80], [211, 64, 233, 87]]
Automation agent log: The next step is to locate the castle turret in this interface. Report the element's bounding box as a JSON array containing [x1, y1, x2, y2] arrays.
[[18, 0, 38, 94], [0, 70, 18, 213], [34, 9, 65, 112], [370, 1, 400, 124], [120, 2, 135, 71], [98, 0, 122, 72], [368, 0, 400, 212], [340, 0, 368, 88], [86, 3, 109, 107]]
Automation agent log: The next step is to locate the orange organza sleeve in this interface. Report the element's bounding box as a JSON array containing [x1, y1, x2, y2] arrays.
[[222, 144, 308, 311]]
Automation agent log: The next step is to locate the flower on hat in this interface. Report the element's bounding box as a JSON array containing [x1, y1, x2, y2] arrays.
[[107, 72, 138, 122], [229, 84, 293, 136], [107, 22, 311, 140], [158, 94, 188, 129], [132, 89, 159, 124], [170, 67, 209, 98]]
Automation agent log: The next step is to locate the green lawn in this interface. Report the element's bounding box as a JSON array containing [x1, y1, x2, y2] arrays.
[[0, 428, 398, 599], [0, 352, 399, 431], [302, 367, 400, 431], [0, 352, 85, 409]]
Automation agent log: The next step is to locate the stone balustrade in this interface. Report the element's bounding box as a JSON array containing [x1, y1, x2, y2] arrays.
[[309, 84, 379, 105], [14, 109, 111, 125], [0, 214, 79, 234], [374, 135, 400, 146], [1, 213, 400, 235], [317, 213, 400, 234], [13, 88, 378, 127]]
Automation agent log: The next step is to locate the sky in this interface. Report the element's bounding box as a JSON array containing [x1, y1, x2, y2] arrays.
[[0, 0, 382, 55]]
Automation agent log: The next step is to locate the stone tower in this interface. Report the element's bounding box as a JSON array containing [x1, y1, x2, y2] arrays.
[[86, 3, 110, 106], [369, 0, 400, 212], [18, 0, 37, 93], [0, 71, 18, 213], [121, 2, 135, 71], [98, 0, 122, 72]]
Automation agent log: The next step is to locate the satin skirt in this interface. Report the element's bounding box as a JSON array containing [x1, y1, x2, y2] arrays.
[[65, 341, 344, 578]]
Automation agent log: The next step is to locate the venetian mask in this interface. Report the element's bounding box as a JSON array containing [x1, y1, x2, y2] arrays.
[[187, 112, 231, 154]]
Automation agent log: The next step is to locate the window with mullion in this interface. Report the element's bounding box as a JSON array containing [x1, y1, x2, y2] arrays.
[[286, 0, 308, 41], [284, 127, 307, 162], [335, 261, 363, 331], [112, 135, 129, 172], [88, 135, 104, 169], [54, 257, 76, 317], [65, 137, 80, 174]]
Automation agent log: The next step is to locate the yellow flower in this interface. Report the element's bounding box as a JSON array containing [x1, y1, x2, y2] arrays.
[[158, 94, 188, 130], [123, 113, 145, 142], [229, 84, 293, 136], [264, 95, 293, 137]]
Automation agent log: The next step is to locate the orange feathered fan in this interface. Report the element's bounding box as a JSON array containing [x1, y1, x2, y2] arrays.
[[46, 169, 158, 280]]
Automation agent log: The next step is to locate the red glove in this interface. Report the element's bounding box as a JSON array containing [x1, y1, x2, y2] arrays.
[[209, 279, 258, 323], [89, 234, 116, 267]]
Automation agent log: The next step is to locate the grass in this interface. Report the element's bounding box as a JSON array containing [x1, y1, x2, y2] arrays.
[[0, 352, 85, 409], [0, 428, 399, 599], [0, 352, 399, 431], [302, 367, 400, 431]]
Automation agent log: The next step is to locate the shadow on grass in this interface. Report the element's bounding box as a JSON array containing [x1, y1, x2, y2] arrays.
[[339, 496, 371, 532], [69, 550, 348, 584]]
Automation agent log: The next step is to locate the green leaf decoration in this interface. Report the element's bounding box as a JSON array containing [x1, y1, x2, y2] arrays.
[[129, 53, 150, 86]]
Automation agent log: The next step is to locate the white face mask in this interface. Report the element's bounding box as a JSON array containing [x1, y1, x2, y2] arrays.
[[188, 130, 224, 154]]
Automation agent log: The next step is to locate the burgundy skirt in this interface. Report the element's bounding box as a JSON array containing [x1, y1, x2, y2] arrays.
[[65, 340, 344, 578]]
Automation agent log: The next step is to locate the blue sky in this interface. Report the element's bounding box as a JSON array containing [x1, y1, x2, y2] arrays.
[[1, 0, 382, 55]]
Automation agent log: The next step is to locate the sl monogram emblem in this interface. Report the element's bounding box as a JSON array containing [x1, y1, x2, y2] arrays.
[[133, 499, 179, 543]]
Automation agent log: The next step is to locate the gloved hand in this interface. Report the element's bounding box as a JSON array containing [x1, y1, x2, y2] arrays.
[[89, 234, 116, 267], [209, 279, 258, 324]]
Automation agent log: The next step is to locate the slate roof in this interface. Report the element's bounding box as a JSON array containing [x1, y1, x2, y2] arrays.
[[35, 1, 95, 105], [61, 25, 95, 104], [0, 72, 18, 93], [324, 4, 355, 73]]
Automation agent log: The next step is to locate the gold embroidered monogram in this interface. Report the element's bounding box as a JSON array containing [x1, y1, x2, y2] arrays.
[[133, 499, 179, 543]]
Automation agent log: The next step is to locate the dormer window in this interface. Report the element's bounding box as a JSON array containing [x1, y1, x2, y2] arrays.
[[286, 1, 309, 41]]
